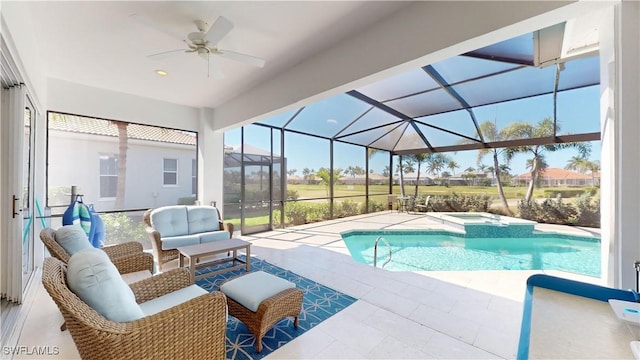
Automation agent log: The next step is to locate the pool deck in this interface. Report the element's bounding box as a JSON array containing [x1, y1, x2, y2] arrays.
[[240, 211, 603, 359], [18, 211, 604, 359]]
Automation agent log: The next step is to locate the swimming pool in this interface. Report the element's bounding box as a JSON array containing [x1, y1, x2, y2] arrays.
[[341, 230, 601, 276]]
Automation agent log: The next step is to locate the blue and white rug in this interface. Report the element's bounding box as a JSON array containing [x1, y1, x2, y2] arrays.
[[195, 256, 357, 360]]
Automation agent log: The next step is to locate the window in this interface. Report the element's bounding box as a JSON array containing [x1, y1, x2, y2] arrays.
[[100, 154, 117, 198], [47, 112, 197, 212], [191, 158, 197, 195], [163, 158, 178, 186]]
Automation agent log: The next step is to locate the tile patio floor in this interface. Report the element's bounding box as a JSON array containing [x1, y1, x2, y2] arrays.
[[13, 212, 602, 359]]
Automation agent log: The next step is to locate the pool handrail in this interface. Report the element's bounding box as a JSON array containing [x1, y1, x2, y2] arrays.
[[373, 236, 392, 269]]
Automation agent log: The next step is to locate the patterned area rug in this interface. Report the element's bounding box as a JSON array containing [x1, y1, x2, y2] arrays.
[[195, 256, 357, 360]]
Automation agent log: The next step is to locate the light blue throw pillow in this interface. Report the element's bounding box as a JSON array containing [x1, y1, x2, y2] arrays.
[[66, 248, 144, 322], [54, 224, 92, 255]]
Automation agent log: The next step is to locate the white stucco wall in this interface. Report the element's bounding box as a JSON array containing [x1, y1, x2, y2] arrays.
[[48, 130, 197, 211]]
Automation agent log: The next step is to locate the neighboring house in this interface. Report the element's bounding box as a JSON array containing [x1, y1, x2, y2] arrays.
[[286, 175, 304, 184], [339, 173, 388, 185], [393, 172, 432, 186], [48, 115, 197, 212], [451, 171, 496, 186], [511, 168, 599, 187]]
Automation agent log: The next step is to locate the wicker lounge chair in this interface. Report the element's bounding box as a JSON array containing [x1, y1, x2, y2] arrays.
[[42, 257, 227, 360], [40, 227, 154, 275]]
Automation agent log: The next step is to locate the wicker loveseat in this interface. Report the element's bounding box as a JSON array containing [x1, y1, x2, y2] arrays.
[[40, 227, 154, 276], [42, 256, 227, 360], [143, 205, 234, 270]]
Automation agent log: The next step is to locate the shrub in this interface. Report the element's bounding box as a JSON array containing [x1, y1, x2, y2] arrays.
[[335, 200, 360, 218], [284, 202, 309, 225], [539, 197, 577, 224], [517, 193, 600, 227], [542, 188, 598, 198], [364, 199, 386, 213], [177, 196, 196, 205], [517, 199, 541, 222], [572, 192, 600, 227], [286, 189, 299, 200], [101, 213, 149, 248], [428, 193, 492, 212]]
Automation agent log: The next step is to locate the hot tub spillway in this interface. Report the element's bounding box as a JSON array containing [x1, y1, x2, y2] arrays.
[[464, 222, 535, 238], [426, 212, 537, 238]]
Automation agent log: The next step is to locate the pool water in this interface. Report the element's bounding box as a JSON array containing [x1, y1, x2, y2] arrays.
[[341, 230, 601, 277]]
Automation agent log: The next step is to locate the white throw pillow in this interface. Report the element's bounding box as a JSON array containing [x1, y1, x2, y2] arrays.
[[54, 224, 92, 255], [66, 248, 144, 322]]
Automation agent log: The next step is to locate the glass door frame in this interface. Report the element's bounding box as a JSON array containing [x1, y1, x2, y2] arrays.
[[21, 95, 36, 290]]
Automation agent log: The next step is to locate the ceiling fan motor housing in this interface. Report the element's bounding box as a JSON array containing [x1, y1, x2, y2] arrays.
[[188, 31, 206, 46]]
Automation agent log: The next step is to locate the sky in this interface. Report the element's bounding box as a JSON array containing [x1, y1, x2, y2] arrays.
[[224, 84, 601, 178]]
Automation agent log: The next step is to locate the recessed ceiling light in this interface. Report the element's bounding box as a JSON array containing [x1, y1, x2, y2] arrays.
[[155, 69, 168, 76]]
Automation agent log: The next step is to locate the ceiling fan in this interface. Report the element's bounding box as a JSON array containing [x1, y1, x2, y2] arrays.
[[130, 14, 266, 77]]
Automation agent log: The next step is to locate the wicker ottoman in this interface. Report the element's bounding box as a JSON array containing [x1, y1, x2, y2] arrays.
[[220, 271, 303, 353]]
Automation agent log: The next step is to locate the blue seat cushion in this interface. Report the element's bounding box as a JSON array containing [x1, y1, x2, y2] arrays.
[[220, 271, 296, 312], [160, 234, 200, 250], [150, 206, 189, 237], [199, 231, 230, 243], [139, 284, 208, 317], [54, 224, 93, 255], [66, 248, 144, 322], [187, 206, 219, 234]]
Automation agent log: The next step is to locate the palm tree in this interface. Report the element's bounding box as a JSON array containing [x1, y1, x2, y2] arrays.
[[426, 153, 449, 185], [475, 121, 515, 215], [464, 166, 475, 173], [526, 156, 549, 189], [409, 153, 429, 197], [565, 156, 589, 173], [112, 121, 128, 209], [447, 160, 459, 186], [566, 156, 600, 186], [302, 168, 315, 184], [586, 160, 600, 186], [287, 169, 297, 176], [507, 118, 590, 203], [382, 165, 391, 177], [316, 167, 343, 197], [447, 160, 459, 176], [345, 166, 355, 177], [395, 156, 415, 196]]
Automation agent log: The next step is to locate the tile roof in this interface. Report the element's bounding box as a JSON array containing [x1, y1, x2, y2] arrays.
[[49, 114, 196, 145]]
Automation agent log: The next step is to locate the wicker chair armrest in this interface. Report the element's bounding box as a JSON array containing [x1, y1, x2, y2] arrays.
[[111, 252, 154, 275], [65, 292, 227, 360], [144, 226, 163, 249], [102, 241, 144, 258], [129, 268, 192, 303]]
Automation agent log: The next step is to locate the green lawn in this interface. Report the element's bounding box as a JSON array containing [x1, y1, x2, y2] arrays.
[[288, 183, 561, 200], [227, 183, 598, 227]]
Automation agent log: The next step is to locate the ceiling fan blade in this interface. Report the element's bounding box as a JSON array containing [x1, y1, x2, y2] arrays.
[[204, 16, 234, 46], [129, 13, 186, 42], [147, 49, 186, 60], [217, 49, 266, 68]]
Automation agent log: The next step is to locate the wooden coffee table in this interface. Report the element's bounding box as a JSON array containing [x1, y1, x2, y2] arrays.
[[177, 238, 251, 281]]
